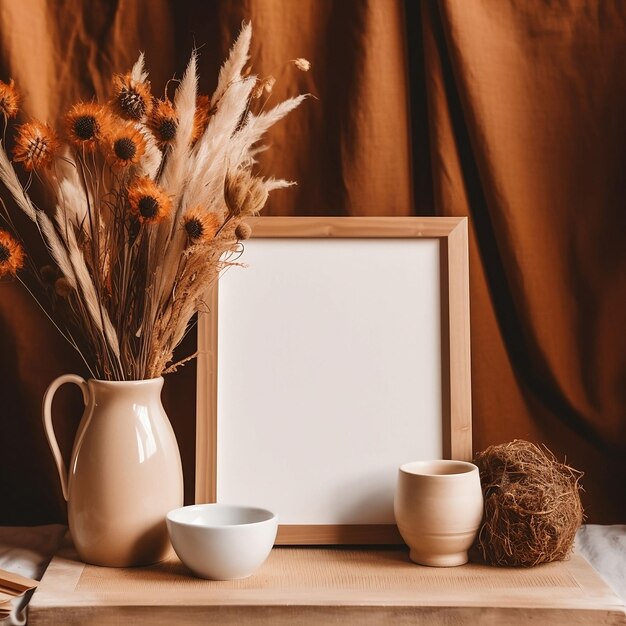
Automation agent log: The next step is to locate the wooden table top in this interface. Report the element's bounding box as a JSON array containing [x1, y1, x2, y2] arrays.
[[29, 543, 626, 625]]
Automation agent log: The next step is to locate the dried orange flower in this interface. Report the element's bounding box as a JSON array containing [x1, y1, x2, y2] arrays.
[[148, 98, 178, 146], [105, 123, 146, 168], [0, 230, 25, 277], [65, 102, 109, 151], [192, 94, 213, 142], [127, 176, 171, 224], [111, 72, 152, 121], [293, 58, 311, 72], [182, 208, 221, 243], [12, 121, 60, 171], [0, 79, 20, 119]]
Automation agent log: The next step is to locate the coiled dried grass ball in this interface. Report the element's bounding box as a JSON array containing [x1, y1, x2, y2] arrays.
[[474, 440, 583, 567]]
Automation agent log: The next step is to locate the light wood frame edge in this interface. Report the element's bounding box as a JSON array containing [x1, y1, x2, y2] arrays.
[[195, 217, 472, 542], [195, 284, 219, 503]]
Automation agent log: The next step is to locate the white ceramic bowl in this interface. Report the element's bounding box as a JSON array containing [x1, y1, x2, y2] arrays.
[[166, 504, 278, 580]]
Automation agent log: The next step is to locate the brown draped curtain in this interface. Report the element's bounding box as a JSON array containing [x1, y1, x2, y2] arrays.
[[0, 0, 624, 524]]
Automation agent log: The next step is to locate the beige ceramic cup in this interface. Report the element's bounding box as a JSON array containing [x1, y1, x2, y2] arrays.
[[394, 460, 483, 567]]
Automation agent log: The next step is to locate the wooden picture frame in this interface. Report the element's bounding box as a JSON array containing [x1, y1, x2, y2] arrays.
[[195, 217, 472, 545]]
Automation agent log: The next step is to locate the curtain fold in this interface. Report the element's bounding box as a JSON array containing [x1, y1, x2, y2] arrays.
[[423, 0, 626, 521], [0, 0, 623, 524]]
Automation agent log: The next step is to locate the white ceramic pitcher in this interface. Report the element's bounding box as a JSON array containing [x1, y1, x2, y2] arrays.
[[42, 376, 184, 566]]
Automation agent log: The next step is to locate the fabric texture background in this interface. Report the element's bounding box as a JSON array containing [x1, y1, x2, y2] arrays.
[[0, 0, 623, 524]]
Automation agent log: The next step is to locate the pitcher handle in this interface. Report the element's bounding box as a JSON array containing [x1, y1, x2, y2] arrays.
[[42, 375, 89, 501]]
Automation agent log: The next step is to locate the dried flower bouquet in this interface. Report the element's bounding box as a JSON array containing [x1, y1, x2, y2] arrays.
[[0, 24, 307, 380]]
